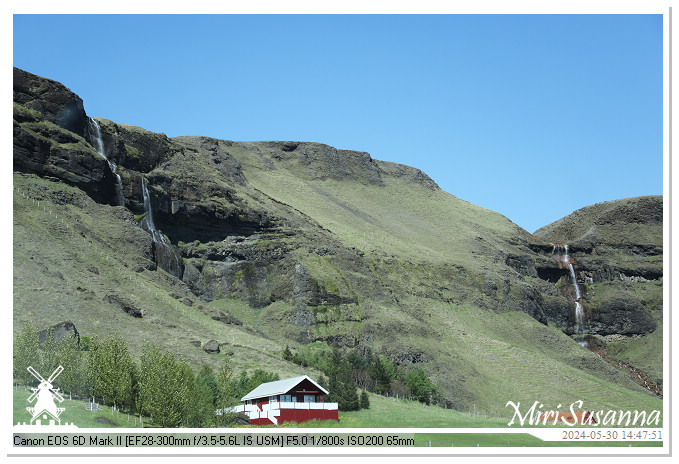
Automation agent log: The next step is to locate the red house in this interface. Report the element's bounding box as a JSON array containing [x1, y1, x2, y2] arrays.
[[231, 375, 338, 425]]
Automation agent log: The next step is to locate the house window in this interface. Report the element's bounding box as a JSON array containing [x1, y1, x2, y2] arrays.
[[304, 395, 315, 403], [281, 395, 292, 402], [269, 396, 277, 402]]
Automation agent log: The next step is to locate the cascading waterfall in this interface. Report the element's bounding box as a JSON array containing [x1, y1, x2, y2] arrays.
[[553, 244, 587, 346], [87, 117, 124, 206], [140, 178, 182, 277], [86, 117, 181, 278], [141, 178, 168, 245], [564, 244, 581, 300]]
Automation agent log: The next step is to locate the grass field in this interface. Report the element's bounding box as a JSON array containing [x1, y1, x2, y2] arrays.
[[13, 387, 144, 428]]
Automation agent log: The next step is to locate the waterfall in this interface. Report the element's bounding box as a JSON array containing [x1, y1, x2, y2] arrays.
[[574, 302, 586, 346], [140, 178, 182, 277], [87, 117, 124, 206], [564, 244, 581, 299], [87, 117, 105, 155], [141, 178, 168, 245], [553, 244, 587, 346]]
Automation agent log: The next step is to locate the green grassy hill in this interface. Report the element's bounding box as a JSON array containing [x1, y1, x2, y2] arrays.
[[13, 171, 661, 421], [13, 67, 663, 426]]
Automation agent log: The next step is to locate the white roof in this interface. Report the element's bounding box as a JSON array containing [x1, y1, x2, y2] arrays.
[[241, 375, 328, 401]]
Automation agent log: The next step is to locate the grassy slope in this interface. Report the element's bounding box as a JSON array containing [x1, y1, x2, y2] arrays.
[[13, 167, 662, 424], [219, 145, 662, 419], [12, 173, 319, 379], [230, 159, 521, 268], [534, 196, 663, 247]]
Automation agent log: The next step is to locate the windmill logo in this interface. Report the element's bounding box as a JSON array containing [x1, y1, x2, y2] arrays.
[[25, 365, 65, 426]]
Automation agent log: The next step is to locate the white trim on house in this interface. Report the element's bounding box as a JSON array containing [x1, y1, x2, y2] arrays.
[[227, 402, 338, 425], [240, 375, 329, 402]]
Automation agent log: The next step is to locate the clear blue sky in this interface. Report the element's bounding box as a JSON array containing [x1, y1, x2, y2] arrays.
[[13, 14, 663, 233]]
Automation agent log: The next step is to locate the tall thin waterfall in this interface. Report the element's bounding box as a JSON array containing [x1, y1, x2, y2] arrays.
[[553, 244, 587, 346], [141, 178, 168, 246], [564, 245, 582, 300], [87, 117, 124, 206], [140, 178, 181, 277]]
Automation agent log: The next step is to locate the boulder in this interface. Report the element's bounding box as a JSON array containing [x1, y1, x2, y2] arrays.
[[203, 340, 220, 354], [232, 412, 250, 425], [104, 295, 143, 318], [37, 321, 79, 345]]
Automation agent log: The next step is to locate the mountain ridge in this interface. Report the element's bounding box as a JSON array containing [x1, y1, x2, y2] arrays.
[[13, 67, 663, 418]]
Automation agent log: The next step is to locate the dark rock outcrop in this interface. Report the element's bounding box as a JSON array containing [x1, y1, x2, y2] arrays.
[[37, 321, 79, 345], [96, 119, 180, 174], [212, 311, 242, 326], [13, 67, 89, 138], [104, 295, 143, 318], [13, 68, 119, 205], [588, 298, 657, 335]]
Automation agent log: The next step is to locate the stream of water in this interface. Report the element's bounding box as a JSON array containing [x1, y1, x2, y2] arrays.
[[87, 117, 124, 206], [140, 178, 181, 275], [141, 178, 168, 245], [553, 244, 587, 346]]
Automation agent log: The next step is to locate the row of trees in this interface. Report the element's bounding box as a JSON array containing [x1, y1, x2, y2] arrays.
[[13, 322, 280, 427], [283, 344, 437, 408], [14, 322, 435, 426]]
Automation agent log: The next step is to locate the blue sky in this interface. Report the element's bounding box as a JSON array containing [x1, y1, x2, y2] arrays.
[[13, 14, 663, 232]]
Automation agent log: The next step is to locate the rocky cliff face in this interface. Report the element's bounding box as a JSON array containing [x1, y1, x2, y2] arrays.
[[534, 196, 662, 336], [13, 67, 663, 411], [533, 197, 663, 393], [13, 68, 120, 205]]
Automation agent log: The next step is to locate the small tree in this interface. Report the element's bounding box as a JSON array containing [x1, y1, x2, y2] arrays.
[[13, 322, 40, 386], [39, 329, 61, 380], [359, 390, 370, 410], [405, 368, 435, 405], [215, 358, 236, 426], [369, 355, 394, 395], [197, 364, 220, 407], [193, 368, 219, 427], [328, 369, 360, 411], [54, 333, 85, 398], [137, 345, 189, 427], [249, 369, 280, 390], [282, 346, 293, 361], [176, 360, 198, 427], [389, 379, 410, 399], [90, 335, 136, 408], [318, 375, 329, 392]]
